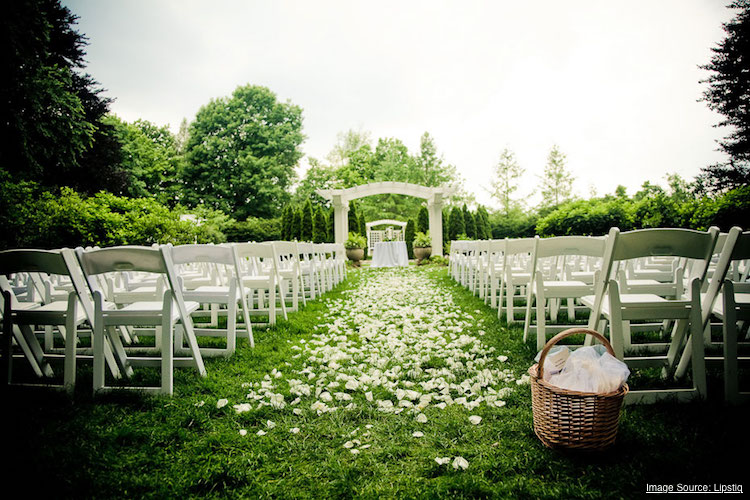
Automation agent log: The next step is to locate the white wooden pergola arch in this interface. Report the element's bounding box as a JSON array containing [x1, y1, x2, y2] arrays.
[[317, 181, 456, 257]]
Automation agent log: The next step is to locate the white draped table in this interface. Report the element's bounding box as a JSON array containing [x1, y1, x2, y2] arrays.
[[371, 241, 409, 268]]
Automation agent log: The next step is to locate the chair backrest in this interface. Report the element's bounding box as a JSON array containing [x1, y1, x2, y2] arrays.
[[78, 246, 169, 276], [608, 227, 719, 285], [0, 249, 70, 277], [701, 227, 748, 323], [587, 227, 720, 329], [535, 235, 607, 259], [233, 242, 279, 278], [169, 244, 235, 267]]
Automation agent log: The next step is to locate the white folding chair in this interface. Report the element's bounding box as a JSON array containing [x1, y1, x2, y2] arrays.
[[273, 241, 305, 313], [675, 228, 749, 403], [169, 244, 253, 357], [486, 239, 506, 309], [523, 235, 606, 350], [502, 238, 535, 323], [77, 246, 206, 395], [582, 227, 719, 404], [297, 242, 321, 301], [1, 249, 121, 393], [233, 242, 288, 327]]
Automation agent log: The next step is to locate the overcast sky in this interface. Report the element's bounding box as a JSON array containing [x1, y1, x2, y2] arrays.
[[64, 0, 735, 208]]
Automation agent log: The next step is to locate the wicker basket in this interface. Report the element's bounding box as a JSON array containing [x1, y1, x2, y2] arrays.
[[529, 327, 628, 451]]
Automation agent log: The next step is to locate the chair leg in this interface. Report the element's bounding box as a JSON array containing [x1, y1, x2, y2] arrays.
[[723, 290, 739, 403], [63, 295, 78, 394], [161, 297, 173, 396]]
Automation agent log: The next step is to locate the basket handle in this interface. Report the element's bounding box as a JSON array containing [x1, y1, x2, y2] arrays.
[[537, 327, 615, 380]]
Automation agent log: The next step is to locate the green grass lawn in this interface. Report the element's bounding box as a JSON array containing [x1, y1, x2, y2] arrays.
[[4, 266, 748, 499]]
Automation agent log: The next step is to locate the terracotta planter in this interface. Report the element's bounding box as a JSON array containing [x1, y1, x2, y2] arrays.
[[414, 246, 432, 262], [346, 248, 364, 265]]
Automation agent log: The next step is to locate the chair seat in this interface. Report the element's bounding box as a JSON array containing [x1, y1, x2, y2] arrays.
[[112, 300, 200, 322], [543, 280, 591, 292], [13, 300, 89, 324], [710, 292, 750, 317], [243, 276, 272, 287]]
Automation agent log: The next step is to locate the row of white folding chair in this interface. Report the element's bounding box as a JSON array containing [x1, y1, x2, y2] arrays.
[[1, 249, 124, 393], [1, 246, 206, 395]]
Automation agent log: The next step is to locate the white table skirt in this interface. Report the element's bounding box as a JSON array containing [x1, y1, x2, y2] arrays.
[[371, 241, 409, 268]]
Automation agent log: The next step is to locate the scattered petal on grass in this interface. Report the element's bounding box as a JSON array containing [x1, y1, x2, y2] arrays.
[[412, 431, 424, 438], [361, 444, 371, 449], [469, 415, 482, 425], [266, 420, 276, 429], [435, 457, 450, 465], [256, 430, 267, 436], [195, 400, 205, 407], [350, 449, 360, 455], [290, 427, 300, 434], [216, 398, 228, 409], [416, 413, 427, 423], [452, 456, 469, 470], [233, 403, 251, 413], [239, 429, 247, 436], [343, 441, 354, 449]]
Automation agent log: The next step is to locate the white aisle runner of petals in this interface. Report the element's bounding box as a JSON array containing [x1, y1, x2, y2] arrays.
[[236, 268, 528, 418]]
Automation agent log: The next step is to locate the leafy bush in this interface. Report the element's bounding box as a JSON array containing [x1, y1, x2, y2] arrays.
[[413, 231, 431, 247], [536, 198, 634, 236], [0, 178, 214, 249], [345, 232, 366, 249], [224, 217, 280, 242]]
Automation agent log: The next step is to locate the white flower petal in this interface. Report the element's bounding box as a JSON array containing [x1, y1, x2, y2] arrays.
[[216, 398, 228, 409]]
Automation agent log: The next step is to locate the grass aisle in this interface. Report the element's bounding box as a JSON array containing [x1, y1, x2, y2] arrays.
[[4, 266, 748, 499]]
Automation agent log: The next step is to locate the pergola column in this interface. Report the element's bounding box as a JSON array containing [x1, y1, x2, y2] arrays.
[[427, 193, 444, 257], [332, 194, 349, 245]]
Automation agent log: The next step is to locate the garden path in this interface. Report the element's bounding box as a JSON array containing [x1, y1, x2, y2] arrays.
[[230, 267, 528, 420]]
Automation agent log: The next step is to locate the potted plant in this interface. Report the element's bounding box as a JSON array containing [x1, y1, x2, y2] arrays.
[[345, 232, 366, 266], [413, 231, 432, 263]]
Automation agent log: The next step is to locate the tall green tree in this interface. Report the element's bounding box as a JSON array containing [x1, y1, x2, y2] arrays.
[[698, 0, 750, 193], [448, 206, 466, 241], [463, 204, 477, 239], [348, 201, 360, 234], [489, 148, 525, 216], [0, 0, 123, 193], [405, 219, 416, 259], [182, 84, 304, 219], [104, 116, 180, 204], [539, 145, 574, 207], [417, 206, 429, 234], [301, 200, 314, 241], [291, 207, 302, 241], [313, 206, 326, 243], [280, 205, 291, 240]]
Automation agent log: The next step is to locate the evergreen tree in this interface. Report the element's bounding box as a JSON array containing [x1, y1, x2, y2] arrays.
[[405, 219, 416, 259], [302, 200, 314, 241], [464, 208, 477, 239], [448, 206, 466, 241], [291, 207, 302, 241], [476, 206, 491, 240], [417, 205, 429, 234], [489, 148, 525, 216], [313, 206, 326, 243], [698, 1, 750, 192], [327, 207, 334, 242], [280, 205, 291, 240], [348, 201, 359, 234], [539, 145, 574, 207], [461, 204, 474, 239]]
